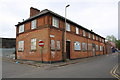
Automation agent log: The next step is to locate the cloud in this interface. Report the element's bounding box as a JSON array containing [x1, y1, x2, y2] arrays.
[[0, 0, 119, 39]]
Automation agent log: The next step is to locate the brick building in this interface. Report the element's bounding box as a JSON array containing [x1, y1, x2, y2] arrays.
[[105, 42, 112, 54], [15, 7, 106, 63]]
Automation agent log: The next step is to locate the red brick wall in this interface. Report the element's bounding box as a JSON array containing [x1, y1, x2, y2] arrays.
[[16, 28, 50, 61], [16, 13, 106, 62], [49, 28, 62, 61]]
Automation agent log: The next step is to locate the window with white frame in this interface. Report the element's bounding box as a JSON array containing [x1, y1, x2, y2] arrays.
[[88, 44, 92, 51], [57, 41, 60, 50], [82, 43, 87, 51], [76, 27, 79, 34], [74, 41, 81, 50], [51, 40, 55, 50], [31, 20, 37, 29], [100, 46, 103, 51], [19, 24, 24, 33], [66, 23, 70, 31], [93, 34, 95, 40], [96, 45, 99, 51], [18, 41, 24, 51], [52, 17, 59, 28], [88, 33, 91, 38], [31, 38, 36, 50], [83, 30, 86, 37]]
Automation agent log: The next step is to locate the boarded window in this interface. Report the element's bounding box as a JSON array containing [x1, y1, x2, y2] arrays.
[[88, 44, 92, 51], [96, 36, 98, 40], [57, 41, 60, 50], [76, 27, 79, 34], [83, 30, 86, 37], [51, 40, 55, 50], [93, 34, 95, 40], [19, 24, 24, 33], [18, 41, 24, 51], [88, 33, 91, 38], [96, 45, 99, 51], [74, 41, 81, 50], [82, 43, 87, 51], [52, 17, 59, 28], [31, 20, 37, 29], [99, 38, 101, 42], [102, 39, 104, 43], [31, 38, 36, 50], [100, 46, 103, 51], [66, 23, 70, 31]]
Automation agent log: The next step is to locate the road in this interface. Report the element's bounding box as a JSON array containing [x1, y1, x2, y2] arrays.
[[2, 53, 119, 78]]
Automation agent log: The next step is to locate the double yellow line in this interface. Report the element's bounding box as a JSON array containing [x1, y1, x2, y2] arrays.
[[110, 64, 120, 80]]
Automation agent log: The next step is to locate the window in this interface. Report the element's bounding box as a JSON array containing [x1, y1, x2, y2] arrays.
[[83, 30, 86, 37], [93, 34, 95, 40], [82, 43, 87, 51], [100, 46, 103, 51], [19, 24, 24, 33], [88, 44, 92, 51], [31, 20, 37, 29], [88, 33, 91, 38], [57, 41, 60, 50], [96, 36, 98, 40], [96, 45, 99, 51], [52, 17, 59, 28], [99, 38, 101, 42], [51, 40, 55, 50], [31, 38, 36, 50], [66, 23, 70, 31], [102, 39, 104, 43], [74, 41, 81, 50], [18, 41, 24, 51], [76, 27, 79, 34]]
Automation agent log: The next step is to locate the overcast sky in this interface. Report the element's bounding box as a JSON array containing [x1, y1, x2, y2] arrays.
[[0, 0, 119, 39]]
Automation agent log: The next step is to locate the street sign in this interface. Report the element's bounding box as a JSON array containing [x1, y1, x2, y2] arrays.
[[39, 40, 44, 47]]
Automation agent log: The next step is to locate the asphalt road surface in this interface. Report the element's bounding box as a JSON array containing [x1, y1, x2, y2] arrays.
[[2, 53, 119, 78]]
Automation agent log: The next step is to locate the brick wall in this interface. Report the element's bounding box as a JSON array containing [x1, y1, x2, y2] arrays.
[[16, 9, 106, 62]]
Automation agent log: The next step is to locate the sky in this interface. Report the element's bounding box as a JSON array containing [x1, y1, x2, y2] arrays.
[[0, 0, 119, 39]]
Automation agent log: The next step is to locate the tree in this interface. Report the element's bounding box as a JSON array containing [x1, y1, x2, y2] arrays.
[[116, 40, 120, 50], [106, 35, 117, 42]]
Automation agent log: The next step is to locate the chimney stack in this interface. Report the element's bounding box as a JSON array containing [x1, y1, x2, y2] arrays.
[[30, 7, 40, 17]]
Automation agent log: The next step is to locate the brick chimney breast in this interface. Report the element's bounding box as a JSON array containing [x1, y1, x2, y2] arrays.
[[30, 7, 40, 17]]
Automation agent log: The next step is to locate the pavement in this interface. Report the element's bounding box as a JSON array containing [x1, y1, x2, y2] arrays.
[[2, 53, 120, 78], [2, 55, 100, 69]]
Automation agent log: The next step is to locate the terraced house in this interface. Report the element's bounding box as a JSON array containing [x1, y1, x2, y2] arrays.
[[15, 7, 106, 63]]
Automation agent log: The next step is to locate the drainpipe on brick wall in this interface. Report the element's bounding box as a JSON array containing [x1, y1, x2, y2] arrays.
[[49, 25, 52, 64], [87, 36, 89, 57]]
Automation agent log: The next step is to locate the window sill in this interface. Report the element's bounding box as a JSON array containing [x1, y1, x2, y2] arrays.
[[82, 51, 87, 52], [18, 50, 24, 52], [74, 50, 81, 51], [57, 49, 61, 51], [51, 49, 55, 51], [31, 50, 37, 52]]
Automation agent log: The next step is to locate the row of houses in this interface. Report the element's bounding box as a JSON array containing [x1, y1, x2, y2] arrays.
[[15, 7, 112, 63]]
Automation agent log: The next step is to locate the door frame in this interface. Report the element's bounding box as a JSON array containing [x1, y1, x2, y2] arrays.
[[92, 43, 96, 56], [66, 41, 71, 59]]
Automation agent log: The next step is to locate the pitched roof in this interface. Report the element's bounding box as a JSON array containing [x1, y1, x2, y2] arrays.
[[15, 9, 105, 39]]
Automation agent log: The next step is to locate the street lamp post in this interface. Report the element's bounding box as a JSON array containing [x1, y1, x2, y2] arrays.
[[62, 4, 70, 62]]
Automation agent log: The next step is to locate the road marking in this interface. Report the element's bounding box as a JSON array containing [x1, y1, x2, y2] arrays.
[[110, 64, 120, 80]]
